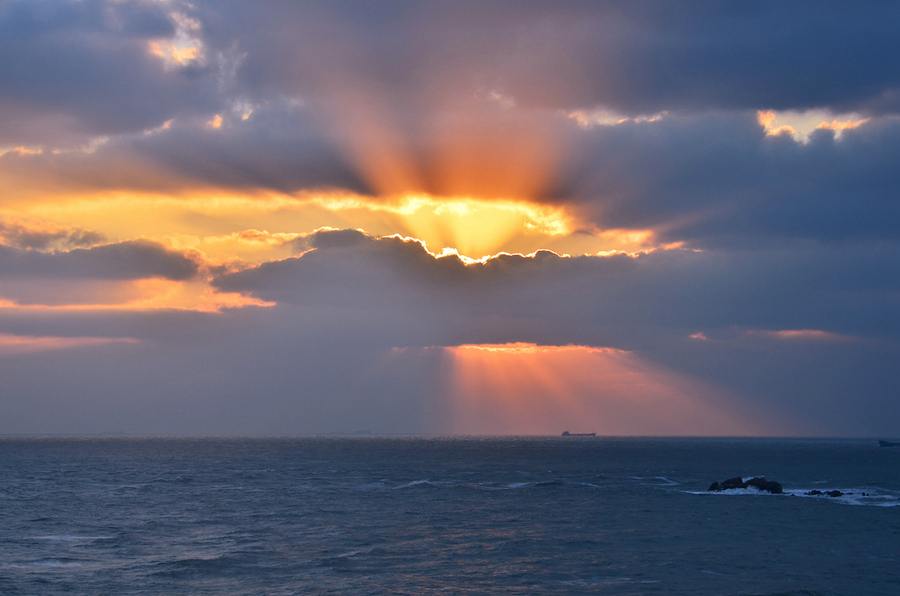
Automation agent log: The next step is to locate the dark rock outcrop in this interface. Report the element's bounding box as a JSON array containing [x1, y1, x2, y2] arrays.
[[721, 477, 747, 490], [805, 489, 846, 497], [707, 476, 783, 494], [746, 476, 783, 494]]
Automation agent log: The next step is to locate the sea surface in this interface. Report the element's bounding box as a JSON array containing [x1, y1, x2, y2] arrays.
[[0, 437, 898, 595]]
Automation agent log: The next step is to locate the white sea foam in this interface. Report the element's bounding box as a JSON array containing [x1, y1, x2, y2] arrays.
[[631, 475, 681, 485], [472, 481, 538, 490], [691, 487, 779, 496], [786, 488, 900, 506], [686, 486, 900, 506]]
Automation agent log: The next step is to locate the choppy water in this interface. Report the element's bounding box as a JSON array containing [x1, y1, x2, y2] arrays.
[[1, 437, 898, 595]]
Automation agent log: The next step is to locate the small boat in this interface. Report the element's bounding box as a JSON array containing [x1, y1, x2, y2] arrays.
[[879, 440, 900, 447], [562, 431, 596, 437]]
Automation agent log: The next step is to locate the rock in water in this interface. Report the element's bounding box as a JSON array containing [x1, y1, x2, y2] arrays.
[[805, 489, 844, 497], [746, 476, 783, 494], [707, 476, 783, 494], [721, 477, 747, 489]]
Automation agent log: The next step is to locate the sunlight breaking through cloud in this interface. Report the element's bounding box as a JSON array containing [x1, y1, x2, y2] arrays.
[[435, 344, 776, 436]]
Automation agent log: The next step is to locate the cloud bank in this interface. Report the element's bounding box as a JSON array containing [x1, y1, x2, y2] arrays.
[[0, 1, 898, 436]]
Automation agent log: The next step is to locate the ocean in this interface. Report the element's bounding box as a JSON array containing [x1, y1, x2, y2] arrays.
[[0, 437, 898, 595]]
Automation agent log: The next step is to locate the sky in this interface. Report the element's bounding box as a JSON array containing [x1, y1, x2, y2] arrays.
[[1, 0, 898, 436]]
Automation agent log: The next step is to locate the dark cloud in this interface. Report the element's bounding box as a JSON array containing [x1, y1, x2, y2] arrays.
[[0, 0, 219, 145], [0, 100, 369, 196], [0, 306, 439, 434], [3, 0, 898, 251], [201, 1, 900, 116], [6, 0, 900, 148], [0, 219, 105, 250], [0, 239, 201, 280], [130, 102, 370, 195], [493, 1, 900, 115], [216, 229, 900, 346], [8, 107, 898, 256], [554, 113, 900, 248], [1, 228, 897, 436], [2, 2, 900, 436], [207, 228, 892, 435]]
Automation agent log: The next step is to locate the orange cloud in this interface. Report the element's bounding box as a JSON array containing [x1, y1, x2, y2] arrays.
[[758, 110, 796, 137], [148, 12, 206, 69], [0, 146, 43, 157], [149, 40, 202, 66], [0, 333, 137, 354], [815, 118, 869, 134], [6, 190, 658, 262], [0, 279, 274, 313], [758, 109, 868, 141]]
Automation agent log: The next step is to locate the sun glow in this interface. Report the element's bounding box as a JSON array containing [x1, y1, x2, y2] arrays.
[[0, 279, 274, 313], [0, 333, 137, 354], [0, 146, 43, 157], [9, 191, 661, 263], [436, 343, 775, 436], [318, 194, 573, 258]]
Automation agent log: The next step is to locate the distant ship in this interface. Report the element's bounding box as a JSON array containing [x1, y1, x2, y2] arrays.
[[561, 431, 596, 437], [879, 440, 900, 447]]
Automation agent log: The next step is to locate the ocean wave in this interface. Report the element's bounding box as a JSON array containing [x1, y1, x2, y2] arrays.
[[27, 559, 84, 569], [386, 478, 568, 491], [392, 479, 449, 489], [354, 480, 387, 489], [560, 576, 661, 587], [631, 476, 682, 485], [150, 555, 239, 578], [114, 483, 150, 491], [35, 535, 114, 542], [151, 476, 193, 483], [472, 479, 564, 490]]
